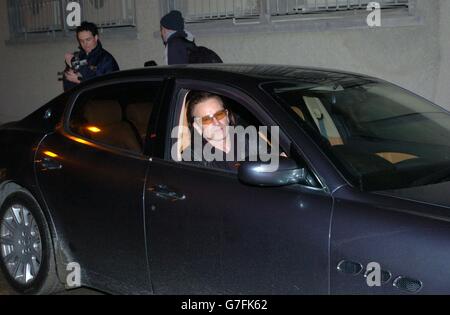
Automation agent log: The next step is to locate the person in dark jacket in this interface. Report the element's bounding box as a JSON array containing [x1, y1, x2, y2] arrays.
[[181, 91, 282, 171], [181, 91, 238, 171], [63, 21, 119, 91], [160, 10, 195, 65]]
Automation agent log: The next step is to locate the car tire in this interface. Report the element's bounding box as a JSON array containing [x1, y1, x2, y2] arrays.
[[0, 192, 63, 295]]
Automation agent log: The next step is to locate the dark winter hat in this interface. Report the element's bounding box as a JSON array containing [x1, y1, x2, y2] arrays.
[[160, 10, 185, 31]]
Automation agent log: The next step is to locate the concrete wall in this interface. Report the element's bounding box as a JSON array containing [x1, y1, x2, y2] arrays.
[[436, 0, 450, 107], [0, 0, 446, 123]]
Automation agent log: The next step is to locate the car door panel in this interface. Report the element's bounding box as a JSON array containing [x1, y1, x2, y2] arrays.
[[36, 131, 151, 293], [33, 80, 166, 293], [146, 159, 332, 294], [143, 79, 335, 294]]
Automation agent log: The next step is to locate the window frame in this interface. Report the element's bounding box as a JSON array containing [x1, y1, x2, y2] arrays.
[[61, 77, 166, 158], [153, 78, 327, 191], [159, 0, 419, 36], [6, 0, 137, 42]]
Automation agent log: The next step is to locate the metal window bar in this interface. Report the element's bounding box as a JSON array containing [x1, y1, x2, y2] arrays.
[[7, 0, 136, 37], [7, 0, 62, 35], [66, 0, 136, 29], [169, 0, 262, 22], [167, 0, 408, 23], [268, 0, 409, 15]]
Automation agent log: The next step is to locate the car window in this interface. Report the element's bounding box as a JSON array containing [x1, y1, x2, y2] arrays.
[[264, 80, 450, 191], [171, 89, 287, 173], [69, 82, 162, 154]]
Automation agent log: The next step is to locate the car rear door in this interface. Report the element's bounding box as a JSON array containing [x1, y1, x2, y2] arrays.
[[35, 80, 165, 293], [145, 80, 334, 294]]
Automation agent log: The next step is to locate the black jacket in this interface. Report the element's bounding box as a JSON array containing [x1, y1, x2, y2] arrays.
[[63, 41, 120, 91], [181, 129, 256, 172], [166, 31, 195, 65]]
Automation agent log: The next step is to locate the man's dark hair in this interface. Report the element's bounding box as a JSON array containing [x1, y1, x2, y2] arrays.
[[76, 21, 99, 37], [186, 91, 224, 124], [186, 91, 235, 127]]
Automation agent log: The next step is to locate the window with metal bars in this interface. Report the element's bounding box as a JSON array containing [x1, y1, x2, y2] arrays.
[[269, 0, 410, 16], [7, 0, 136, 38], [162, 0, 410, 23]]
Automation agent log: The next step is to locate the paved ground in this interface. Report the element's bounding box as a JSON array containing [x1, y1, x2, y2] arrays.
[[0, 272, 103, 295]]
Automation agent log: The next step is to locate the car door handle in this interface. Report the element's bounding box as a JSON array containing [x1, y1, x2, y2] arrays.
[[148, 185, 186, 201], [39, 157, 63, 171]]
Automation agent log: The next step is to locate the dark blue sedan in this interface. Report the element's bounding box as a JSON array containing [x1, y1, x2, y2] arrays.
[[1, 65, 450, 294]]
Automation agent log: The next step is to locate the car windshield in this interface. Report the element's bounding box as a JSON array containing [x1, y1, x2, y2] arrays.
[[263, 78, 450, 191]]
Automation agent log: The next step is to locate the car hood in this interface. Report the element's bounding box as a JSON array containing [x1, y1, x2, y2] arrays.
[[376, 181, 450, 209]]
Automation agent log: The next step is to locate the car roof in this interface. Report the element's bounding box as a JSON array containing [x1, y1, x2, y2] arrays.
[[76, 64, 377, 90]]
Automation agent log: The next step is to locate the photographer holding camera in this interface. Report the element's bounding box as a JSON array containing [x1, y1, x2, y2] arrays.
[[63, 21, 119, 91]]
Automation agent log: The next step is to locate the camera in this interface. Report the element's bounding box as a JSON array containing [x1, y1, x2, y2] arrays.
[[70, 51, 88, 72], [58, 51, 88, 81]]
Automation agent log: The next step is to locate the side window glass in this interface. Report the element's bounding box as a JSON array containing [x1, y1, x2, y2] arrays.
[[172, 90, 287, 172], [69, 82, 162, 153]]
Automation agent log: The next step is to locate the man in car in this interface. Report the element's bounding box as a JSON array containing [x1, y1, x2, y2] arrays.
[[63, 21, 120, 91], [181, 91, 278, 171], [181, 91, 236, 170]]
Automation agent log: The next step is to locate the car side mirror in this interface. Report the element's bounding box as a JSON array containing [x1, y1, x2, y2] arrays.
[[238, 157, 306, 187]]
